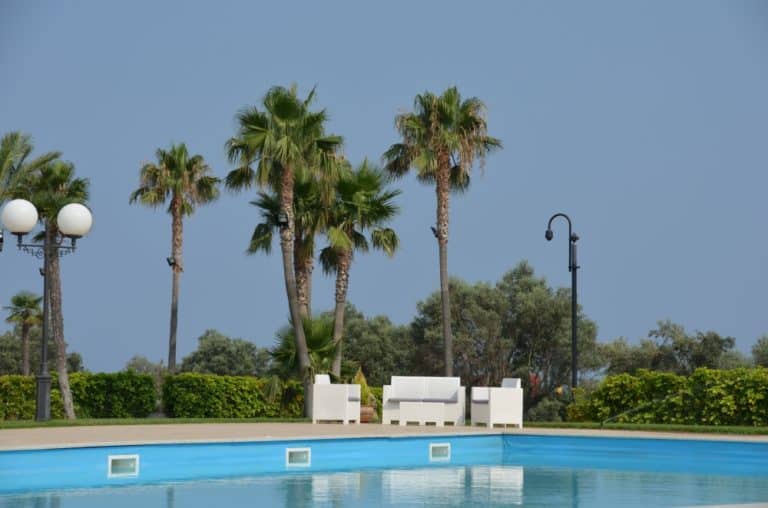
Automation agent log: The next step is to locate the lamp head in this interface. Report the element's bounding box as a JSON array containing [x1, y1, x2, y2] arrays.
[[1, 199, 38, 235], [545, 229, 553, 241], [57, 203, 93, 239]]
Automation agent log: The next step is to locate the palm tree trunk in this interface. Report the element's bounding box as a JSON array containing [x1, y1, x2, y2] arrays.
[[21, 324, 30, 376], [48, 226, 76, 419], [331, 249, 351, 377], [294, 238, 310, 320], [280, 167, 312, 417], [436, 159, 453, 376], [168, 197, 183, 372]]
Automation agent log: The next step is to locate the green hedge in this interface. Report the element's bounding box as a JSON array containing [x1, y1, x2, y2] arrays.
[[569, 368, 768, 426], [70, 372, 156, 418], [0, 372, 155, 420], [162, 373, 303, 418]]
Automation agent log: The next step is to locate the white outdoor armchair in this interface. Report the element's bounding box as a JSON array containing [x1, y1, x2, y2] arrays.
[[311, 374, 361, 424], [470, 378, 523, 428]]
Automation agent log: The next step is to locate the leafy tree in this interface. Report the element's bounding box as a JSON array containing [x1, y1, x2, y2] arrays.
[[12, 159, 90, 419], [329, 304, 413, 387], [180, 329, 270, 376], [497, 262, 601, 407], [3, 291, 42, 375], [602, 321, 739, 376], [66, 352, 84, 373], [0, 331, 21, 374], [226, 85, 343, 416], [384, 87, 501, 376], [0, 131, 59, 204], [411, 278, 508, 386], [648, 320, 735, 375], [130, 143, 220, 372], [600, 337, 658, 375], [716, 350, 752, 370], [320, 161, 400, 376], [247, 174, 324, 319], [125, 355, 165, 374], [752, 335, 768, 367]]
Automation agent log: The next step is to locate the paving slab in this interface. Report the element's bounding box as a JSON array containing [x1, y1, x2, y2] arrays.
[[0, 423, 766, 451]]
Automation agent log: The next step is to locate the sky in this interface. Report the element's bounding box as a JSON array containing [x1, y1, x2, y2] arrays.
[[1, 1, 767, 372]]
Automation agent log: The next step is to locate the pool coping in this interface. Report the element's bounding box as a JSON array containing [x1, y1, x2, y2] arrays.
[[1, 423, 767, 451]]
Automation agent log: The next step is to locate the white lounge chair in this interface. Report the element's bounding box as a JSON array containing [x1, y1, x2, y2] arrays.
[[311, 374, 361, 424], [382, 376, 465, 426], [470, 378, 523, 428]]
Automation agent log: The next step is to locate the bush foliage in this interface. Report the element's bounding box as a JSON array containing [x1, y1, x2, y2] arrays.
[[0, 372, 155, 420], [162, 373, 303, 418], [568, 368, 768, 426]]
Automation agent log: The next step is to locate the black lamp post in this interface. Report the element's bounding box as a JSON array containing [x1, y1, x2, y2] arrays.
[[545, 213, 580, 389], [1, 199, 93, 421]]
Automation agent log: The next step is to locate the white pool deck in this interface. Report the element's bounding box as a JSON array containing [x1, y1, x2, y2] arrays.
[[1, 423, 767, 451]]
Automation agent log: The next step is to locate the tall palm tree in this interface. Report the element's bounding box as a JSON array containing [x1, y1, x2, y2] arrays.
[[19, 160, 89, 418], [3, 291, 43, 376], [225, 85, 343, 416], [320, 161, 400, 377], [383, 87, 501, 376], [247, 174, 325, 319], [130, 143, 220, 372], [0, 131, 60, 204]]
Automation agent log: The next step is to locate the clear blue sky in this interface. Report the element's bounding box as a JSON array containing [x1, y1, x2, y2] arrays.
[[2, 1, 767, 372]]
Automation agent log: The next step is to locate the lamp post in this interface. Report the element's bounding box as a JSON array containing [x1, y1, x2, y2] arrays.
[[1, 198, 93, 421], [545, 212, 579, 389]]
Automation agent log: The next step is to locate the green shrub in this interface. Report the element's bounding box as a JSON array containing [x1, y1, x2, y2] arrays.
[[162, 373, 303, 418], [568, 367, 768, 426], [69, 372, 156, 418], [527, 398, 565, 422], [370, 387, 383, 419], [0, 373, 153, 420]]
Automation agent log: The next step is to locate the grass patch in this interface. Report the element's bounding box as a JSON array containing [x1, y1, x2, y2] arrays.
[[526, 421, 768, 435], [0, 417, 309, 430]]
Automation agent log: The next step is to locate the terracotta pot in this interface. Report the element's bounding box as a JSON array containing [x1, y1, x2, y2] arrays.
[[360, 405, 376, 423]]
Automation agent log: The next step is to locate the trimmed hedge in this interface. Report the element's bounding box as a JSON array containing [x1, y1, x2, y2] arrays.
[[70, 372, 156, 418], [0, 372, 155, 420], [162, 373, 303, 418], [568, 368, 768, 426]]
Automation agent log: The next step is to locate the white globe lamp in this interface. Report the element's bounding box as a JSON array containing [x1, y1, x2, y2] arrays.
[[57, 203, 93, 238], [1, 199, 39, 235]]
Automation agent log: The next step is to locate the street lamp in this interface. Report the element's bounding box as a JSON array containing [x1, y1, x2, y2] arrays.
[[545, 213, 580, 389], [1, 198, 93, 421]]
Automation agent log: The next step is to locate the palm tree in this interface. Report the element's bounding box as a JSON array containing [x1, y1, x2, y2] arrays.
[[320, 161, 400, 377], [247, 174, 325, 319], [0, 131, 60, 204], [383, 87, 501, 376], [19, 160, 89, 418], [270, 315, 338, 379], [130, 143, 220, 372], [225, 85, 343, 416], [3, 291, 43, 376]]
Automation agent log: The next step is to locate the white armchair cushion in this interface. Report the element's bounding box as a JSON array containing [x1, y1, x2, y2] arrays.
[[501, 378, 521, 389], [471, 387, 490, 403], [424, 377, 460, 403], [347, 384, 361, 401], [315, 374, 331, 384], [390, 376, 424, 401]]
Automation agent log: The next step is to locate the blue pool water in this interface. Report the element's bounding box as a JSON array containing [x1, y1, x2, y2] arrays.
[[1, 434, 767, 507]]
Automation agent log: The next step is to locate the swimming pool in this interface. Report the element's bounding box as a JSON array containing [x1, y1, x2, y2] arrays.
[[2, 434, 767, 506]]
